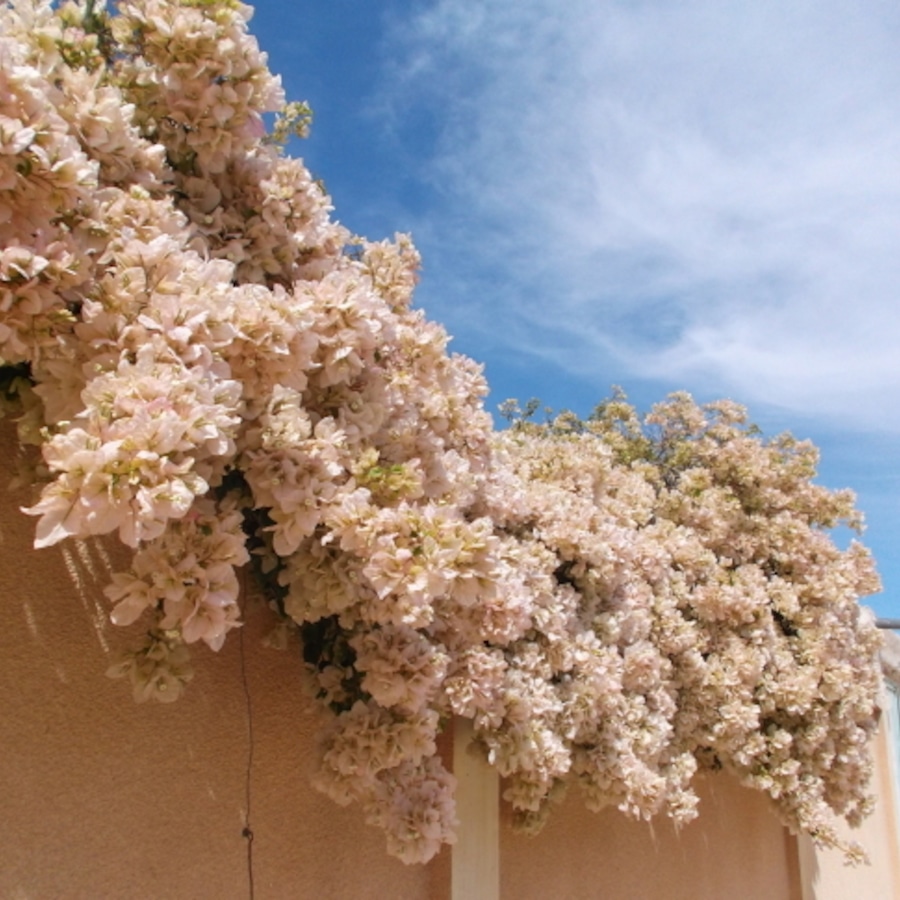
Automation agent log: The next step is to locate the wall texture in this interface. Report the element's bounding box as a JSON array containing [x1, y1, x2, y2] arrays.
[[500, 774, 803, 900], [0, 423, 448, 900], [800, 632, 900, 900], [1, 420, 897, 900]]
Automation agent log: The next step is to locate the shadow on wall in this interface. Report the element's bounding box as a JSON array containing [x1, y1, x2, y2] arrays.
[[1, 420, 125, 684], [0, 420, 448, 900]]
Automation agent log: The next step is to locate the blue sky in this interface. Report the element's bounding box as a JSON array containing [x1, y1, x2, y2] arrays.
[[248, 1, 900, 618]]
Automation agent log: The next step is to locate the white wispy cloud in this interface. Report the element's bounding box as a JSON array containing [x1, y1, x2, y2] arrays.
[[378, 0, 900, 430]]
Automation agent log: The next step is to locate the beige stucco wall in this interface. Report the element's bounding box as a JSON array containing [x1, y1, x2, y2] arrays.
[[799, 632, 900, 900], [0, 423, 448, 900], [500, 774, 804, 900], [2, 419, 897, 900]]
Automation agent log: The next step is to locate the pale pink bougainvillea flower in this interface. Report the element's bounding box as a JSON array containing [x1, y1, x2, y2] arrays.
[[0, 0, 882, 865]]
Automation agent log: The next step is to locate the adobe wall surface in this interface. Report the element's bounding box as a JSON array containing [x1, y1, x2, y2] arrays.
[[799, 632, 900, 900], [2, 419, 897, 900], [499, 773, 803, 900], [0, 423, 448, 900]]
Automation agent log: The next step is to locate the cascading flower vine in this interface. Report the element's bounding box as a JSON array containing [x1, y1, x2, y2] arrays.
[[0, 0, 883, 866], [483, 394, 882, 859]]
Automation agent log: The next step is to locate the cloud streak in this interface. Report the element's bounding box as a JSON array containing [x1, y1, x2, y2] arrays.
[[379, 0, 900, 430]]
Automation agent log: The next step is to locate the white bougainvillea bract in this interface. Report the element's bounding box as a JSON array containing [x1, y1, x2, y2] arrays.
[[0, 0, 883, 865]]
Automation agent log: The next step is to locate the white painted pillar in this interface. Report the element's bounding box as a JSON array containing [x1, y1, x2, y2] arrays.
[[451, 717, 500, 900]]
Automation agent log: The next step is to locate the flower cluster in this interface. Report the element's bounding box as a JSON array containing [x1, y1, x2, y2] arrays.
[[482, 394, 881, 860], [0, 0, 883, 865]]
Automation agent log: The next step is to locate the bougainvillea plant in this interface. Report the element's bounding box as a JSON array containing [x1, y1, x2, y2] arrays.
[[0, 0, 883, 864]]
